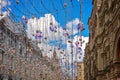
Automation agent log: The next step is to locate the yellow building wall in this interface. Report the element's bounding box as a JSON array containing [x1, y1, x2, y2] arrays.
[[77, 62, 84, 80]]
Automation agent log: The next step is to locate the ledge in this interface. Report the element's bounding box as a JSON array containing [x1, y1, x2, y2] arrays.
[[113, 59, 120, 64]]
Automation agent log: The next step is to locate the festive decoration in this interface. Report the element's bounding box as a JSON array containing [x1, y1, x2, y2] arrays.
[[79, 56, 81, 59], [33, 31, 43, 39], [80, 53, 82, 55], [0, 13, 3, 16], [68, 40, 72, 43], [22, 16, 28, 24], [75, 41, 79, 46], [63, 3, 67, 7], [78, 47, 82, 53], [79, 36, 82, 41], [77, 22, 85, 31], [49, 26, 54, 32], [16, 0, 19, 4], [63, 30, 69, 37]]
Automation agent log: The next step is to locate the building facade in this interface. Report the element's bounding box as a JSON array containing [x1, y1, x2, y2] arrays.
[[77, 62, 84, 80], [84, 0, 120, 80], [0, 15, 61, 80]]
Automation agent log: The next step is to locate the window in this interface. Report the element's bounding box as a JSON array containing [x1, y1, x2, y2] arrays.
[[117, 38, 120, 58]]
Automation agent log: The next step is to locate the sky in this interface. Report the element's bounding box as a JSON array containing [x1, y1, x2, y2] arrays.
[[2, 0, 92, 37], [0, 0, 92, 77]]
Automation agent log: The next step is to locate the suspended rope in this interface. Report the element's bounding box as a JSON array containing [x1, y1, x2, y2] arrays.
[[20, 0, 37, 16], [29, 0, 41, 16], [70, 0, 75, 79], [40, 0, 51, 13]]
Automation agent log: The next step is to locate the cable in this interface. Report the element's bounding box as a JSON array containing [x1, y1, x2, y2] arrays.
[[51, 0, 58, 12], [12, 5, 31, 17], [60, 0, 65, 9], [40, 0, 51, 13], [20, 0, 37, 16], [6, 6, 19, 22], [29, 0, 41, 16]]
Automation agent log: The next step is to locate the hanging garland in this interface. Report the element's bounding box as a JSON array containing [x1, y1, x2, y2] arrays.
[[16, 0, 19, 4], [49, 22, 54, 32], [33, 30, 43, 39], [77, 22, 85, 31]]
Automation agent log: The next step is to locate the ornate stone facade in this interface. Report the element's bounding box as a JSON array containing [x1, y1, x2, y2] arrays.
[[84, 0, 120, 80]]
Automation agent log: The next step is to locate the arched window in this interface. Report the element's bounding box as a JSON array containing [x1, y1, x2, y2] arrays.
[[117, 38, 120, 59]]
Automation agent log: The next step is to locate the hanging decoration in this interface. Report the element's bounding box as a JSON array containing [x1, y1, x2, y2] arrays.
[[68, 40, 72, 43], [33, 30, 43, 39], [77, 22, 85, 31], [79, 56, 81, 59], [49, 22, 54, 32], [22, 16, 28, 25], [63, 3, 67, 7], [77, 47, 82, 53], [16, 0, 19, 4], [63, 29, 69, 37], [79, 36, 82, 41], [75, 41, 79, 47], [54, 26, 57, 32]]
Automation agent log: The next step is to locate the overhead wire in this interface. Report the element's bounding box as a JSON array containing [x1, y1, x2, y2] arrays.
[[20, 0, 37, 16], [70, 0, 75, 80], [29, 0, 41, 17], [5, 3, 19, 22], [60, 0, 65, 9], [51, 0, 58, 12], [10, 0, 79, 22], [12, 5, 31, 17], [40, 0, 51, 13]]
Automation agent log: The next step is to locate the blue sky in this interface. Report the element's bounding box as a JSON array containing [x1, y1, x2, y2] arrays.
[[7, 0, 92, 37]]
